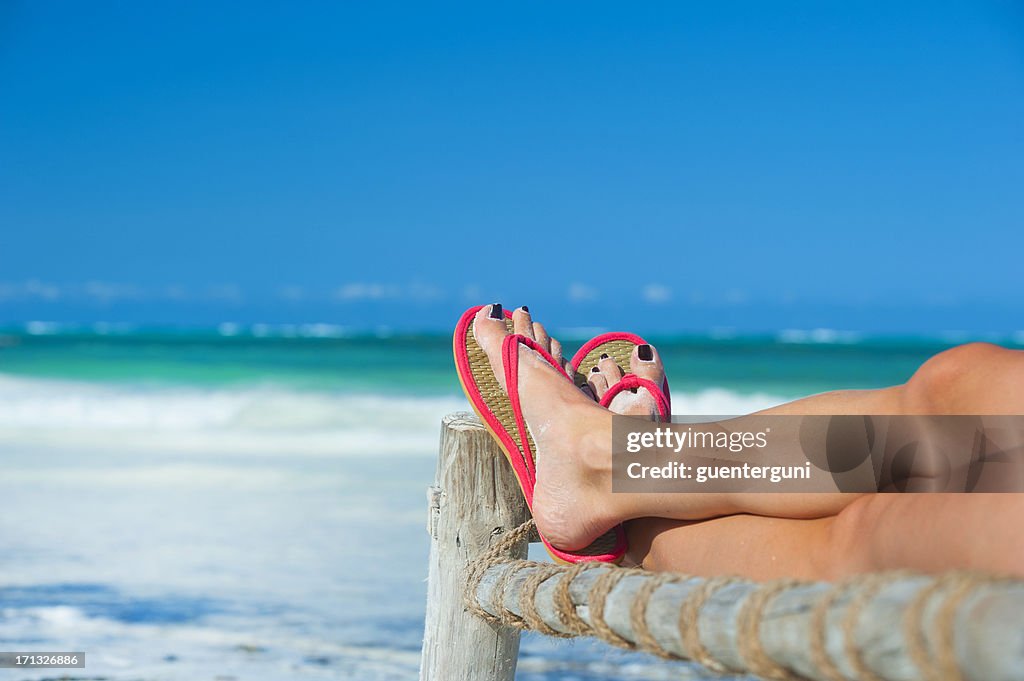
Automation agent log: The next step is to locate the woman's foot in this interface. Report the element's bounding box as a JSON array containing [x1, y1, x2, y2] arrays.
[[473, 304, 671, 551], [583, 343, 667, 418], [472, 304, 625, 551]]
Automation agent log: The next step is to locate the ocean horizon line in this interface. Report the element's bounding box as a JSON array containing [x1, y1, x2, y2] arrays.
[[2, 320, 1023, 348]]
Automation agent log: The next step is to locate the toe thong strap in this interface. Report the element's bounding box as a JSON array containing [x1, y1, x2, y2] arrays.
[[598, 374, 672, 420], [501, 334, 570, 493]]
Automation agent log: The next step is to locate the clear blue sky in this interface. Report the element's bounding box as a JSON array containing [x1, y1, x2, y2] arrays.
[[1, 1, 1022, 332]]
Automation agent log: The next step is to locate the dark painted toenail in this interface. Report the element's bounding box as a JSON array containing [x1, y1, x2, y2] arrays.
[[489, 303, 503, 319], [591, 365, 601, 373], [599, 353, 609, 360], [638, 344, 653, 361], [521, 305, 529, 313]]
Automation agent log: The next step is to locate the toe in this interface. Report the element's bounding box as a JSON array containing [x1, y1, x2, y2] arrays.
[[472, 304, 512, 388], [597, 353, 624, 384], [587, 365, 609, 398], [512, 306, 535, 339], [629, 343, 665, 386], [579, 382, 596, 400], [550, 337, 564, 367], [610, 343, 665, 417], [472, 304, 510, 349], [532, 321, 550, 353]]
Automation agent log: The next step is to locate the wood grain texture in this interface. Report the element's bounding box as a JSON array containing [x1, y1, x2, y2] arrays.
[[419, 412, 530, 681]]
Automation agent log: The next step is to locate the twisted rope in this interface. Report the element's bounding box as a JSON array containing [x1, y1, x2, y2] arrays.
[[808, 581, 850, 681], [630, 571, 683, 658], [553, 561, 606, 634], [462, 520, 1016, 681], [464, 518, 538, 626], [587, 565, 639, 649], [736, 579, 803, 680], [678, 575, 740, 673], [902, 571, 1007, 681], [930, 574, 988, 681], [840, 572, 896, 681], [519, 562, 570, 637]]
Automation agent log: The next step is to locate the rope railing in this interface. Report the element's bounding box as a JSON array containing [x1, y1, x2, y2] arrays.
[[463, 518, 1024, 681], [419, 413, 1024, 681]]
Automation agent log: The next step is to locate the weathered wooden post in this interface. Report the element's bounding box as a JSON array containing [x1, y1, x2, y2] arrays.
[[419, 412, 531, 681]]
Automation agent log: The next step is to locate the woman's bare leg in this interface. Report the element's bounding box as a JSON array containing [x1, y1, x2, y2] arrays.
[[470, 304, 1024, 555], [626, 342, 1024, 579], [471, 304, 860, 550], [626, 493, 1024, 580], [761, 341, 1024, 416]]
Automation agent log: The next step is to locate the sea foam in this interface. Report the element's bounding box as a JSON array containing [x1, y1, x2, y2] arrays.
[[0, 373, 787, 454], [0, 373, 465, 455]]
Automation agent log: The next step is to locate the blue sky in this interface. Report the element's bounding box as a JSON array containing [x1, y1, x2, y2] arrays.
[[1, 1, 1022, 333]]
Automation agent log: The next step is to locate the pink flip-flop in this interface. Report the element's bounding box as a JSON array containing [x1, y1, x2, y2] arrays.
[[570, 332, 672, 419], [453, 305, 628, 564]]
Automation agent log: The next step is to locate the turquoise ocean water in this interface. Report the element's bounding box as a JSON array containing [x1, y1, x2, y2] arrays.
[[1, 326, 1018, 680]]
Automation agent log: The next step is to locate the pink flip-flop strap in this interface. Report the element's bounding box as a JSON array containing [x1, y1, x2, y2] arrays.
[[571, 332, 672, 414], [503, 333, 568, 494], [570, 331, 651, 372], [502, 334, 628, 563], [599, 374, 671, 420]]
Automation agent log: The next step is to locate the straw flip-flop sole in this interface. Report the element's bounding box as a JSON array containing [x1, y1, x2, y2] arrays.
[[571, 332, 671, 418], [453, 306, 626, 564]]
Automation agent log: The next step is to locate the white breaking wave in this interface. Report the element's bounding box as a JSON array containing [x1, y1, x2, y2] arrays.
[[0, 373, 466, 455], [777, 328, 862, 344], [665, 388, 787, 415], [0, 372, 791, 681], [0, 374, 789, 454]]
